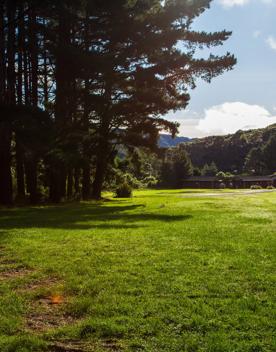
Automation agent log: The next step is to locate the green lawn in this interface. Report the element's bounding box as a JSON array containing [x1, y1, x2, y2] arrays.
[[0, 189, 275, 352]]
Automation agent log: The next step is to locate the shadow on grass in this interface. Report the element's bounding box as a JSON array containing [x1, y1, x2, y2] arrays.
[[0, 203, 192, 231]]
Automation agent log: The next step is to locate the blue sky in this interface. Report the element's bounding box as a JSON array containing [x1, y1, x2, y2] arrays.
[[165, 0, 276, 137]]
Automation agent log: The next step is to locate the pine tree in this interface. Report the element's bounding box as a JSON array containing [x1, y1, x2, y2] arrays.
[[83, 0, 236, 198], [0, 0, 236, 204], [201, 162, 218, 176], [263, 134, 276, 174]]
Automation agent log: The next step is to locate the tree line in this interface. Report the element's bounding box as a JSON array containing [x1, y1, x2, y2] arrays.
[[0, 0, 235, 205], [181, 124, 276, 176]]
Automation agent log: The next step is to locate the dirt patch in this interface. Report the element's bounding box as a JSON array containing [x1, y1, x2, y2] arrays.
[[19, 276, 60, 292], [0, 248, 33, 281], [0, 267, 33, 280], [26, 295, 75, 332], [102, 340, 122, 351], [49, 339, 122, 352], [17, 275, 75, 333], [0, 258, 18, 265], [49, 341, 93, 352]]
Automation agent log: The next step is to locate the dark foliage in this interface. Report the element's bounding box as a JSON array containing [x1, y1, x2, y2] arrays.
[[160, 146, 193, 188], [181, 124, 276, 175], [115, 182, 133, 198], [0, 0, 236, 204]]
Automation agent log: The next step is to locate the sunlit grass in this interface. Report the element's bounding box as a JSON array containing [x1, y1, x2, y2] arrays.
[[0, 190, 275, 351]]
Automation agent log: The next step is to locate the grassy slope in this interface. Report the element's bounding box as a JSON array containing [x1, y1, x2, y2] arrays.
[[0, 190, 275, 352]]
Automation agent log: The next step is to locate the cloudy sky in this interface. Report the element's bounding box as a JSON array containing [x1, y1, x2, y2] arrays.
[[165, 0, 276, 137]]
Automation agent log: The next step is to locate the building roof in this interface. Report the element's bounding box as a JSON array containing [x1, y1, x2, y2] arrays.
[[185, 177, 218, 182], [238, 176, 276, 182], [184, 175, 276, 182]]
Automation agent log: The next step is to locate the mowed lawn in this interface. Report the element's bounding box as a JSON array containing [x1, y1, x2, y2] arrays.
[[0, 190, 275, 352]]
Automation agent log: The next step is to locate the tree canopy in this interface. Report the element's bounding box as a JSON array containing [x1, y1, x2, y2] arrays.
[[0, 0, 236, 204]]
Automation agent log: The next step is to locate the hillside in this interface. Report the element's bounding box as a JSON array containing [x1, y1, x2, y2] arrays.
[[178, 124, 276, 172], [159, 134, 191, 148]]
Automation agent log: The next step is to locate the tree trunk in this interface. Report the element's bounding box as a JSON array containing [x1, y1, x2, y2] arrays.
[[25, 157, 38, 204], [49, 165, 67, 203], [91, 85, 112, 200], [74, 168, 80, 195], [49, 169, 60, 203], [15, 4, 25, 199], [81, 12, 91, 201], [15, 136, 25, 198], [0, 0, 17, 205], [92, 133, 109, 199], [82, 166, 90, 200], [0, 122, 13, 205], [24, 7, 39, 203], [17, 3, 24, 105], [29, 8, 38, 107], [51, 5, 72, 202], [23, 12, 30, 105], [7, 0, 16, 105], [43, 19, 49, 107], [92, 156, 107, 200], [0, 2, 6, 101], [67, 170, 73, 198]]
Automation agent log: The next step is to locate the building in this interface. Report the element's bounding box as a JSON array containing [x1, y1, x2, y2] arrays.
[[234, 176, 276, 189], [182, 176, 220, 189], [182, 175, 276, 189]]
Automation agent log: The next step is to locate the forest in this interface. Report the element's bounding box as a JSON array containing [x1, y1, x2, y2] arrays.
[[0, 0, 236, 206], [180, 123, 276, 176]]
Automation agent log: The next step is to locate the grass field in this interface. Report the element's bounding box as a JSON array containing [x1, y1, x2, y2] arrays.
[[0, 189, 275, 352]]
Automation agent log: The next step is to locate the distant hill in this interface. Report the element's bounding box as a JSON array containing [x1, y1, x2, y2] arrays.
[[180, 124, 276, 173], [159, 134, 191, 148]]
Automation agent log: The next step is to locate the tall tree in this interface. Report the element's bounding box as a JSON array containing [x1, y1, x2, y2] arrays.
[[0, 0, 236, 205], [83, 0, 236, 198], [15, 2, 26, 199], [263, 134, 276, 174], [160, 146, 193, 188], [0, 0, 15, 205], [244, 147, 267, 175]]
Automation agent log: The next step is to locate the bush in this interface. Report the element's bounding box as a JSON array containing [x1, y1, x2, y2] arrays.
[[123, 173, 142, 189], [219, 182, 226, 189], [107, 170, 142, 191], [266, 185, 275, 190], [115, 182, 132, 198], [250, 185, 262, 190], [216, 171, 226, 180], [143, 175, 158, 188]]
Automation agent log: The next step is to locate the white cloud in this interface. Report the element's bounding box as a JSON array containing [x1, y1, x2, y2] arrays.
[[217, 0, 275, 8], [217, 0, 250, 8], [196, 102, 276, 136], [267, 36, 276, 51], [165, 102, 276, 138]]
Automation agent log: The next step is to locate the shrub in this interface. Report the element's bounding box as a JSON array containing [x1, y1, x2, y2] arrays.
[[115, 182, 132, 198], [219, 182, 226, 189], [250, 185, 262, 190], [266, 185, 275, 190], [123, 173, 142, 189], [216, 171, 226, 180], [143, 175, 158, 188], [107, 170, 142, 191]]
